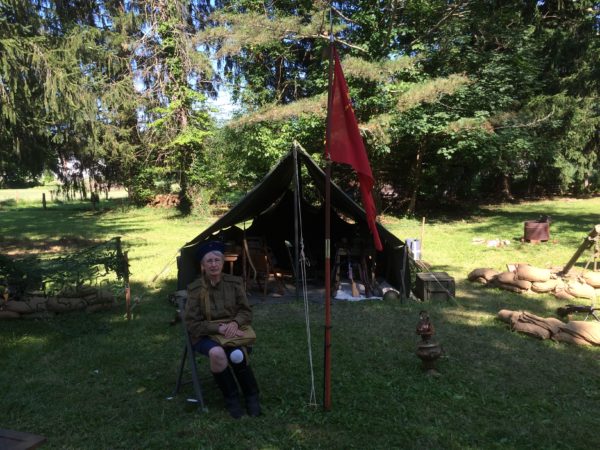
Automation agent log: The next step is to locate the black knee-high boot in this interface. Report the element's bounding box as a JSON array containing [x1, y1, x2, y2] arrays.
[[212, 367, 244, 419], [232, 363, 261, 417]]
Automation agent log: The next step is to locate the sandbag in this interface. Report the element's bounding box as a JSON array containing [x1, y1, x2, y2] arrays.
[[554, 279, 566, 291], [560, 320, 600, 345], [468, 268, 499, 282], [497, 309, 600, 347], [554, 332, 591, 346], [511, 319, 551, 339], [56, 286, 98, 298], [516, 264, 551, 282], [4, 301, 34, 314], [47, 297, 88, 312], [493, 274, 532, 291], [95, 289, 115, 303], [511, 279, 532, 291], [495, 271, 517, 284], [531, 279, 559, 293], [4, 297, 48, 313], [497, 309, 519, 323], [85, 303, 113, 313], [513, 311, 562, 336], [83, 292, 116, 306], [0, 310, 21, 319], [566, 280, 596, 299], [553, 289, 575, 300], [582, 271, 600, 288]]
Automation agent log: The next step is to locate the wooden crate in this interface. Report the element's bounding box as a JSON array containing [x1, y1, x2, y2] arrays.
[[415, 272, 455, 302]]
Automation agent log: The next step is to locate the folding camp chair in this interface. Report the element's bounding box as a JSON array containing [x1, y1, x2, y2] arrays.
[[170, 296, 208, 412], [243, 237, 288, 297]]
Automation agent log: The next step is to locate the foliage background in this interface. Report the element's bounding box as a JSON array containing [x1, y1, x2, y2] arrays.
[[1, 1, 598, 214]]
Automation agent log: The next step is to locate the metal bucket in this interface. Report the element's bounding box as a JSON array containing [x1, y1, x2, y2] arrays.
[[524, 220, 550, 242], [406, 238, 421, 260]]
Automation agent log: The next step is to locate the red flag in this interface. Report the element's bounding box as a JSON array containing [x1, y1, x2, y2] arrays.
[[326, 47, 382, 251]]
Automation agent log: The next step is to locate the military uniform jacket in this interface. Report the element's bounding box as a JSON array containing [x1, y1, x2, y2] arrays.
[[184, 273, 252, 343]]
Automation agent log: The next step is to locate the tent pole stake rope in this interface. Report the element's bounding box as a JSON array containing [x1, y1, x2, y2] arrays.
[[294, 145, 317, 407]]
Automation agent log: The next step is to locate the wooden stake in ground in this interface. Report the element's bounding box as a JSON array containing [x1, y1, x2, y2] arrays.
[[124, 251, 131, 320], [421, 217, 425, 259]]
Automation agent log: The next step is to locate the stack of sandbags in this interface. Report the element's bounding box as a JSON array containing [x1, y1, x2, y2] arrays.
[[0, 310, 21, 319], [497, 309, 600, 346], [0, 288, 115, 319], [1, 296, 51, 319], [555, 320, 600, 346], [491, 269, 532, 293], [469, 263, 600, 300], [497, 309, 562, 339], [486, 264, 550, 293]]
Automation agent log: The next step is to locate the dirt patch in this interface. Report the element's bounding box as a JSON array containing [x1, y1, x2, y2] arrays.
[[0, 236, 100, 258]]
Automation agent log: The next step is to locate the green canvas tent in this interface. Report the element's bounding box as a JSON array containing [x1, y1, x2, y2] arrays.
[[177, 143, 410, 296]]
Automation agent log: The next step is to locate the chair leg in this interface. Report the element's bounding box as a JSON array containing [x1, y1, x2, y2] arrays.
[[172, 336, 207, 411], [172, 297, 207, 411], [187, 342, 206, 411], [173, 344, 187, 396]]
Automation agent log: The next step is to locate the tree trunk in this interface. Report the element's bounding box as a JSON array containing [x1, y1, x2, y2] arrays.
[[407, 142, 424, 215], [500, 173, 514, 201]]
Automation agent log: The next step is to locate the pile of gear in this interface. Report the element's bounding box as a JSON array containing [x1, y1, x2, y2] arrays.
[[468, 264, 600, 300]]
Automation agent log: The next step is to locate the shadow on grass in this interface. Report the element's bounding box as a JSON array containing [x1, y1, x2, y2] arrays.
[[0, 200, 147, 237], [418, 197, 599, 234], [2, 273, 600, 448]]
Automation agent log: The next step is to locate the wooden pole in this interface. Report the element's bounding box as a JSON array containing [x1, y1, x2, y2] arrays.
[[323, 17, 335, 412], [124, 251, 131, 320], [292, 143, 301, 301], [420, 217, 425, 259], [42, 193, 46, 210], [115, 237, 131, 320]]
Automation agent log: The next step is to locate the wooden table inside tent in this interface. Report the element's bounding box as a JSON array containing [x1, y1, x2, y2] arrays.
[[224, 252, 239, 275]]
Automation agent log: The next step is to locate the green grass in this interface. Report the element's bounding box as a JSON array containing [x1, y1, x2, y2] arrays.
[[0, 186, 127, 204], [1, 193, 600, 449]]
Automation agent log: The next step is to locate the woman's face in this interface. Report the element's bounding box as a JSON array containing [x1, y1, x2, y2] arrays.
[[202, 251, 224, 279]]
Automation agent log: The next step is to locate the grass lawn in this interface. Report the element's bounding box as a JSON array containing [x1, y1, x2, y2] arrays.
[[1, 194, 600, 449]]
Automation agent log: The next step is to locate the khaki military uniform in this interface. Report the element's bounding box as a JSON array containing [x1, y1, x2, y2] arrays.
[[184, 273, 252, 344]]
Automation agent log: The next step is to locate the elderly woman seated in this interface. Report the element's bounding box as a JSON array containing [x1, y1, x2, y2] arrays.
[[184, 241, 261, 418]]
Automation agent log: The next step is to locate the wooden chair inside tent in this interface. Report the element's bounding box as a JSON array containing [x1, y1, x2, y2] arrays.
[[243, 237, 288, 297]]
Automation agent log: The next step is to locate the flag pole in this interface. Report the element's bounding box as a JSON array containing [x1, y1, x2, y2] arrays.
[[323, 8, 334, 412]]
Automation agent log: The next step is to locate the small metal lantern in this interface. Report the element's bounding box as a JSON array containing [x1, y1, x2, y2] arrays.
[[415, 310, 442, 375]]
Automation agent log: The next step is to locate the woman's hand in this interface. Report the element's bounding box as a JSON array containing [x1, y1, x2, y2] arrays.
[[219, 321, 245, 338]]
